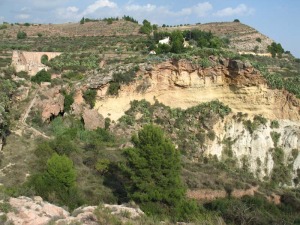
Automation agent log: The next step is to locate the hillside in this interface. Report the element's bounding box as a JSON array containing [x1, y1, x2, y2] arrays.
[[0, 19, 300, 225]]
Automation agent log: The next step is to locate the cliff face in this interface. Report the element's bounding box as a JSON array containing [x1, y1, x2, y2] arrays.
[[207, 118, 300, 182], [95, 59, 300, 122]]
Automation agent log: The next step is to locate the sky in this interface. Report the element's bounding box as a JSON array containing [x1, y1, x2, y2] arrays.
[[0, 0, 299, 57]]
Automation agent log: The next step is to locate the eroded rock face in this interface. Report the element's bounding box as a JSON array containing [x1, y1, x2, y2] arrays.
[[207, 119, 300, 184], [82, 108, 105, 130], [95, 59, 300, 122], [36, 86, 64, 122], [5, 196, 144, 225]]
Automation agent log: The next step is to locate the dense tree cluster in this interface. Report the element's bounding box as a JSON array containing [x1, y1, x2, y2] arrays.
[[267, 42, 284, 58]]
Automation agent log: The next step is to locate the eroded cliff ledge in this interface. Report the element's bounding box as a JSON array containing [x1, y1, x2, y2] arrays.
[[95, 59, 300, 122]]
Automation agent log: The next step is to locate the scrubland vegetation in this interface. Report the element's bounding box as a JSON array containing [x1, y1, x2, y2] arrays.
[[0, 18, 300, 224]]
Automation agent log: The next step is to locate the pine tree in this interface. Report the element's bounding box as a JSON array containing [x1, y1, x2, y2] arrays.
[[122, 125, 187, 216]]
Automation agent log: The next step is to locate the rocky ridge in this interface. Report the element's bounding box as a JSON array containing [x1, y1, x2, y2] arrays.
[[2, 196, 144, 225]]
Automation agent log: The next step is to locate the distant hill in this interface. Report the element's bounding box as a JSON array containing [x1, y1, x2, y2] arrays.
[[161, 22, 273, 53], [1, 21, 273, 53], [2, 20, 141, 38]]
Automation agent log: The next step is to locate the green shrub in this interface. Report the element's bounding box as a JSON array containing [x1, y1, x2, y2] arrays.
[[83, 89, 97, 108], [62, 71, 83, 81], [17, 31, 27, 39], [243, 115, 267, 134], [31, 69, 51, 84], [63, 92, 74, 113], [270, 120, 279, 129], [107, 82, 120, 96], [270, 131, 281, 147], [30, 153, 82, 210], [256, 37, 262, 43], [41, 54, 48, 65]]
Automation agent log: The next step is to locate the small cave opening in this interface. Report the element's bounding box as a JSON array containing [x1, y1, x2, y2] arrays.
[[49, 111, 65, 122]]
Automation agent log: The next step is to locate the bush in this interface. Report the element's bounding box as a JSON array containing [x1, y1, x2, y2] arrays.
[[31, 69, 51, 84], [107, 82, 120, 96], [270, 120, 279, 129], [30, 153, 82, 209], [83, 89, 97, 108], [63, 92, 74, 113], [17, 31, 27, 39]]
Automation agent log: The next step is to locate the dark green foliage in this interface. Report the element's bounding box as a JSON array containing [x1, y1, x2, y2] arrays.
[[105, 117, 111, 130], [233, 19, 240, 22], [40, 54, 48, 65], [140, 20, 153, 35], [63, 92, 74, 113], [62, 71, 83, 81], [31, 69, 51, 84], [170, 30, 184, 53], [80, 17, 85, 24], [17, 31, 27, 39], [30, 153, 82, 210], [270, 147, 293, 186], [267, 42, 284, 58], [256, 37, 262, 43], [270, 120, 279, 129], [243, 115, 267, 134], [183, 30, 225, 48], [50, 136, 79, 155], [113, 66, 138, 84], [83, 89, 97, 108], [270, 131, 280, 147], [121, 125, 194, 220], [107, 82, 120, 96], [205, 195, 299, 225], [16, 71, 29, 79], [122, 15, 138, 23]]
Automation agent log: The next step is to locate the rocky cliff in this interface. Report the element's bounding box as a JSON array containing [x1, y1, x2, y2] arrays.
[[95, 59, 300, 122]]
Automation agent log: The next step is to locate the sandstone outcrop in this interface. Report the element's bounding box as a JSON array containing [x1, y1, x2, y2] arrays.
[[82, 108, 105, 130], [95, 59, 300, 122], [36, 86, 64, 122], [4, 196, 144, 225]]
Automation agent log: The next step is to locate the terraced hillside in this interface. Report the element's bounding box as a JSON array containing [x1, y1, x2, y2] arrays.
[[0, 20, 141, 38], [162, 22, 273, 53]]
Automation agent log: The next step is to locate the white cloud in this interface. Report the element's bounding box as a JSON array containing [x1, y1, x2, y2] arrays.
[[213, 4, 254, 17], [66, 6, 79, 13], [15, 14, 30, 19], [125, 4, 156, 12], [121, 2, 212, 24], [178, 2, 213, 17], [0, 17, 4, 23], [82, 0, 117, 16]]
